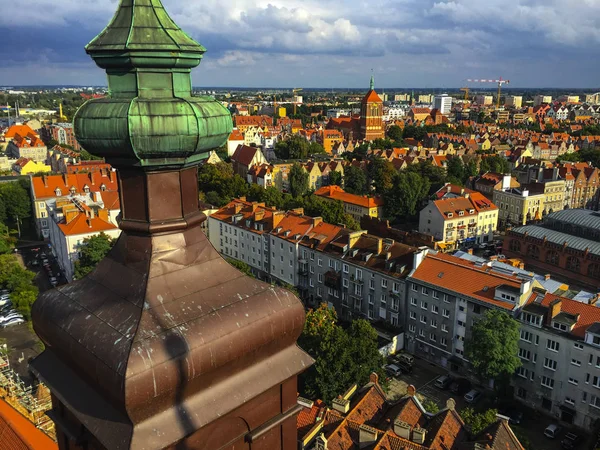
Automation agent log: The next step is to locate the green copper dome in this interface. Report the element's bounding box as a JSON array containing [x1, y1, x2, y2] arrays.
[[74, 0, 232, 168]]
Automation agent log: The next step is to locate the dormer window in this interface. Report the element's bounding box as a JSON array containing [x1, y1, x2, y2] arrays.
[[522, 312, 542, 327], [84, 185, 90, 193], [447, 213, 453, 218], [552, 322, 568, 332], [70, 187, 77, 194], [469, 209, 475, 214], [100, 184, 107, 191], [459, 211, 464, 216], [55, 188, 62, 196]]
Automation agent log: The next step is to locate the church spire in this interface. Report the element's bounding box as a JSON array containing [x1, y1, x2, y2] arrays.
[[370, 71, 375, 91]]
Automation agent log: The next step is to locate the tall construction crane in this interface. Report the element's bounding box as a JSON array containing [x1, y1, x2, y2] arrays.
[[460, 87, 470, 101], [292, 88, 303, 115], [467, 77, 510, 108]]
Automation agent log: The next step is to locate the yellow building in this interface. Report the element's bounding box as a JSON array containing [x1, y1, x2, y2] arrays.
[[13, 158, 51, 175], [314, 185, 384, 221], [493, 186, 545, 226], [542, 180, 565, 215]]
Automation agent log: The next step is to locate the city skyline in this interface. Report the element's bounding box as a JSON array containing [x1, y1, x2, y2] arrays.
[[2, 0, 600, 88]]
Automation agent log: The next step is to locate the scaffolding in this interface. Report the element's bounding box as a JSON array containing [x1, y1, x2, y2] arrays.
[[0, 354, 56, 441]]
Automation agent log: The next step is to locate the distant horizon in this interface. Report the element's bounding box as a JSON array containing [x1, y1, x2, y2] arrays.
[[2, 85, 600, 92]]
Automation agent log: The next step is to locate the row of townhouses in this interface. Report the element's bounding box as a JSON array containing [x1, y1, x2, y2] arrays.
[[208, 199, 600, 429]]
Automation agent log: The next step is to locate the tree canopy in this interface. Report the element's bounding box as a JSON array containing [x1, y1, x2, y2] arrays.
[[344, 165, 368, 195], [198, 162, 249, 207], [461, 407, 499, 436], [74, 232, 115, 280], [0, 182, 31, 220], [0, 254, 38, 320], [465, 309, 521, 381], [384, 171, 431, 224], [274, 135, 325, 159], [298, 304, 384, 403], [289, 163, 309, 198]]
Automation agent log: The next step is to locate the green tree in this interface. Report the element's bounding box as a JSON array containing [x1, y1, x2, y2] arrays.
[[198, 162, 248, 206], [480, 155, 510, 175], [329, 170, 342, 187], [0, 223, 15, 255], [344, 166, 368, 195], [274, 135, 314, 159], [303, 196, 360, 231], [461, 407, 498, 436], [465, 309, 521, 382], [446, 156, 465, 186], [309, 142, 326, 155], [0, 197, 7, 223], [0, 182, 31, 220], [422, 399, 440, 414], [226, 258, 253, 277], [556, 152, 582, 164], [289, 163, 309, 198], [298, 305, 383, 403], [0, 254, 37, 319], [406, 160, 447, 192], [384, 171, 431, 223], [346, 320, 385, 387], [74, 232, 115, 279], [387, 125, 403, 142], [368, 158, 395, 194]]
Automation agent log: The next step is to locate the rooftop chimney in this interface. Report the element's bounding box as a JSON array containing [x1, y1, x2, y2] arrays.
[[359, 424, 378, 448], [332, 397, 350, 414], [547, 299, 562, 326], [412, 427, 426, 444], [30, 2, 312, 449], [393, 420, 411, 439]]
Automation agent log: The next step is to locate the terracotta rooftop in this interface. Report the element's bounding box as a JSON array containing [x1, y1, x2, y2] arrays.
[[0, 397, 57, 449], [314, 185, 384, 208], [410, 253, 524, 310], [31, 172, 118, 200], [3, 124, 37, 139], [58, 212, 117, 236]]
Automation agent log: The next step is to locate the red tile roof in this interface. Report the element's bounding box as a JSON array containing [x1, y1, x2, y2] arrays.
[[3, 124, 36, 139], [31, 172, 118, 199], [363, 90, 383, 104], [410, 253, 523, 310], [534, 293, 600, 339], [314, 185, 384, 208], [58, 213, 117, 236], [231, 144, 260, 167], [0, 397, 57, 449]]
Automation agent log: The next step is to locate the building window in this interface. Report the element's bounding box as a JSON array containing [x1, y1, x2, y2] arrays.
[[516, 367, 528, 378], [430, 333, 437, 343], [422, 287, 428, 295], [412, 283, 418, 292], [565, 397, 575, 406], [545, 251, 559, 265], [509, 240, 521, 253], [420, 315, 426, 324], [526, 244, 540, 260], [343, 279, 349, 288], [431, 319, 437, 328], [432, 290, 439, 299], [593, 376, 600, 389], [409, 324, 416, 333], [541, 376, 554, 389], [441, 324, 448, 333], [566, 256, 580, 273], [544, 358, 557, 371], [431, 305, 439, 314], [381, 279, 388, 288], [552, 322, 568, 332], [318, 273, 323, 283], [440, 337, 447, 346], [318, 258, 323, 267], [547, 340, 559, 352], [568, 377, 578, 385], [421, 301, 428, 310], [410, 311, 416, 320], [442, 309, 450, 318], [520, 330, 532, 342], [522, 313, 542, 327], [343, 264, 349, 273], [572, 359, 582, 367], [411, 297, 417, 306], [443, 294, 449, 303], [518, 348, 531, 361], [574, 342, 584, 350]]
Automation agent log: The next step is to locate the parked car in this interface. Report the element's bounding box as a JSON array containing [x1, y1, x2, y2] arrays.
[[561, 432, 581, 449], [395, 353, 415, 367], [434, 375, 452, 390], [464, 389, 482, 404], [0, 298, 10, 307], [2, 318, 24, 328], [384, 364, 402, 377], [499, 407, 523, 425], [450, 378, 472, 395], [544, 424, 561, 439], [0, 313, 23, 323]]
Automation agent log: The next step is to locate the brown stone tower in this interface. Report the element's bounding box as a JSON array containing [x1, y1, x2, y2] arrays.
[[29, 1, 313, 449], [360, 75, 385, 141]]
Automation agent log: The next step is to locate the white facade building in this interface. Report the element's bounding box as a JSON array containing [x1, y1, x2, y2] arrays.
[[433, 95, 452, 115]]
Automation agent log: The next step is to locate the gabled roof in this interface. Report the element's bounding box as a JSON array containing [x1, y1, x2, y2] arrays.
[[3, 124, 36, 139], [410, 253, 524, 310], [31, 172, 118, 200], [231, 144, 262, 167], [0, 397, 57, 449], [363, 90, 383, 104], [58, 213, 117, 236], [314, 185, 384, 208], [228, 129, 244, 141]]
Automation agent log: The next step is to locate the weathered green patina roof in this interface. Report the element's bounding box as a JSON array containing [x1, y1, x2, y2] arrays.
[[74, 0, 232, 168], [87, 0, 204, 54]]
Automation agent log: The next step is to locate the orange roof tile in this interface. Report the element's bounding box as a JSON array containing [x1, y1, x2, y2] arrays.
[[31, 172, 118, 199], [363, 90, 383, 104], [3, 124, 36, 139], [410, 253, 523, 310], [314, 185, 384, 208], [0, 397, 57, 449], [58, 213, 117, 236]]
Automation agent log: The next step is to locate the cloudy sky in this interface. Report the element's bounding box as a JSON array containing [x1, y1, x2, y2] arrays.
[[1, 0, 599, 88]]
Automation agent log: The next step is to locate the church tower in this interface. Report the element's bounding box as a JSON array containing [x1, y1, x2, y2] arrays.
[[360, 75, 385, 141], [30, 1, 313, 449]]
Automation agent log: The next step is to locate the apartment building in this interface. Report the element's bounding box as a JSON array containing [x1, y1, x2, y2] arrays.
[[46, 196, 121, 281], [419, 191, 498, 245], [208, 199, 419, 329], [405, 252, 534, 371], [514, 292, 600, 429], [314, 185, 384, 221], [30, 171, 119, 239], [493, 184, 545, 226]]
